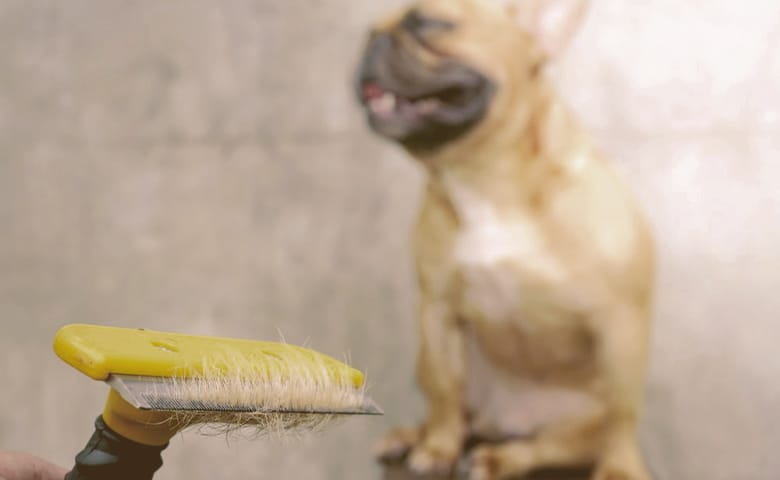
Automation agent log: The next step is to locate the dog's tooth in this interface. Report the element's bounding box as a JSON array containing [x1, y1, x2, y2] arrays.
[[381, 92, 397, 111], [416, 98, 441, 114], [371, 92, 397, 115]]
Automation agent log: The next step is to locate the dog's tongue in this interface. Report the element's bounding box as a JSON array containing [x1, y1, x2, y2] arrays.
[[362, 83, 385, 101], [363, 82, 443, 119]]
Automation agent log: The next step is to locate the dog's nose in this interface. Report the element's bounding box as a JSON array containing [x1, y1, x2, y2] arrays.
[[366, 32, 394, 61], [356, 32, 393, 86]]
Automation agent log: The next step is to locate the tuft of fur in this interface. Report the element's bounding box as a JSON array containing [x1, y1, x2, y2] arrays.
[[173, 411, 349, 440], [111, 344, 378, 438]]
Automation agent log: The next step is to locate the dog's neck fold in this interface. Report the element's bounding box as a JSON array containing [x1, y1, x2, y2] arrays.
[[422, 81, 590, 219]]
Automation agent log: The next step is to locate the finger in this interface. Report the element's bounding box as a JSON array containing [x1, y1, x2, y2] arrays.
[[33, 457, 68, 480], [0, 451, 67, 480]]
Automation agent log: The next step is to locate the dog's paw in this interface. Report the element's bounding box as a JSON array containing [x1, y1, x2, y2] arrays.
[[594, 454, 652, 480], [373, 426, 421, 462], [458, 443, 534, 480], [593, 469, 651, 480], [407, 444, 459, 477], [593, 463, 652, 480], [460, 446, 499, 480], [594, 440, 652, 480]]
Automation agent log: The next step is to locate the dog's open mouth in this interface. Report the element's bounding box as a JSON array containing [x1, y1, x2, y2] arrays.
[[355, 31, 496, 151], [361, 82, 469, 120], [357, 73, 494, 152]]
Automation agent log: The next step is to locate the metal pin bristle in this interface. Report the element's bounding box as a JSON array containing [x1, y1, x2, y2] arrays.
[[108, 374, 383, 416]]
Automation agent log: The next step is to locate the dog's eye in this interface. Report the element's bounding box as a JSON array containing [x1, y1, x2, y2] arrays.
[[401, 10, 455, 35]]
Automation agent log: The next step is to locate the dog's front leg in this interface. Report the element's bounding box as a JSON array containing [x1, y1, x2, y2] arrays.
[[374, 298, 466, 473], [591, 303, 653, 480], [406, 298, 467, 476], [373, 298, 466, 473]]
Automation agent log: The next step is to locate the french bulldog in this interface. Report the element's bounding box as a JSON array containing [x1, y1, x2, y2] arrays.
[[355, 1, 655, 479]]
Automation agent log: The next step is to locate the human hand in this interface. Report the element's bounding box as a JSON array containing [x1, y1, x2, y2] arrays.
[[0, 451, 66, 480]]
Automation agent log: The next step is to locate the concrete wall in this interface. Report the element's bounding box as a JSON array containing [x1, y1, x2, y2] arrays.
[[1, 1, 778, 479]]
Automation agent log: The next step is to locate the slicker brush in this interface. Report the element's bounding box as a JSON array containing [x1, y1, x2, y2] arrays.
[[54, 324, 381, 479]]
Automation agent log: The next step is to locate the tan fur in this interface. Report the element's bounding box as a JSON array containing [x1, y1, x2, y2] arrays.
[[368, 1, 655, 479], [120, 345, 374, 438]]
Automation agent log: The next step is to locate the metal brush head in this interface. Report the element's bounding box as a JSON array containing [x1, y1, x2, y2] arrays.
[[108, 374, 384, 415]]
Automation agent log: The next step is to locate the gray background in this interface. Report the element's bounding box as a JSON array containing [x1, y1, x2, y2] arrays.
[[1, 1, 779, 479]]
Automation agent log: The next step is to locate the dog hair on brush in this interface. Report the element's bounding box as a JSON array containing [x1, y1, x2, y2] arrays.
[[55, 324, 380, 440], [133, 346, 373, 437]]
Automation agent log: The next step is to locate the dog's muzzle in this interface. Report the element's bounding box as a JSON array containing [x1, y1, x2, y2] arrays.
[[355, 31, 496, 152]]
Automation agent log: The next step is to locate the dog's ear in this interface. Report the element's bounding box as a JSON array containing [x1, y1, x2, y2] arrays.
[[505, 0, 589, 60]]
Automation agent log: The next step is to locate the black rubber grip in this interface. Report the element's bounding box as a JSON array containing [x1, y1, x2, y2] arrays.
[[65, 416, 168, 480]]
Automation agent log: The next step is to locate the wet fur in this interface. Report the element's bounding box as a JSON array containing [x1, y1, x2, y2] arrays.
[[358, 1, 655, 479]]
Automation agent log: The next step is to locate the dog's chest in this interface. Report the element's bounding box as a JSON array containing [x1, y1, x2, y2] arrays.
[[445, 179, 566, 321], [438, 180, 600, 436]]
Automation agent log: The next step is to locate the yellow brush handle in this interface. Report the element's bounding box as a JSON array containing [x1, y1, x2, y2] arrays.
[[53, 323, 364, 387]]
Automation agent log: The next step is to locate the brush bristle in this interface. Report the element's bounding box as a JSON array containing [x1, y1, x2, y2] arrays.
[[175, 411, 349, 440], [107, 344, 380, 437]]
